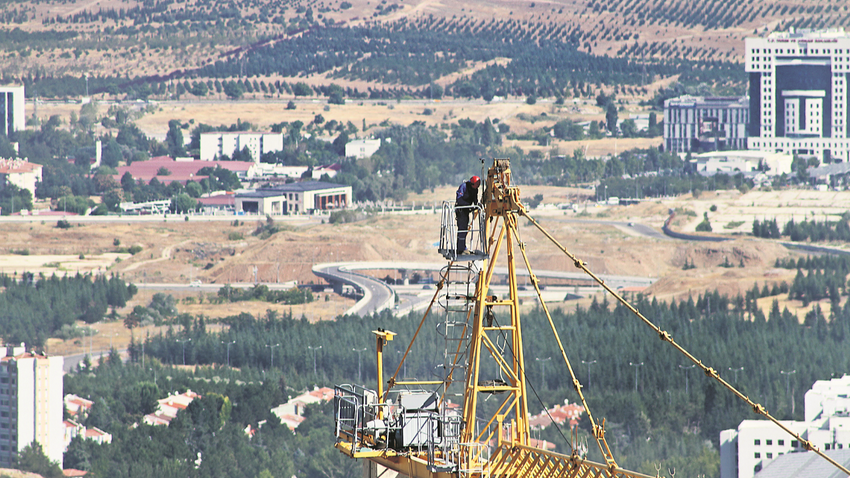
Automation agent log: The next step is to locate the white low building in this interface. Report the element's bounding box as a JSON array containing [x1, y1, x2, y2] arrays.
[[0, 159, 43, 199], [721, 374, 850, 478], [235, 181, 352, 215], [345, 139, 381, 159], [200, 132, 285, 163], [693, 151, 793, 177]]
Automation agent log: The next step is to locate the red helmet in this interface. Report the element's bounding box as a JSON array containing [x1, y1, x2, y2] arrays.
[[470, 175, 481, 187]]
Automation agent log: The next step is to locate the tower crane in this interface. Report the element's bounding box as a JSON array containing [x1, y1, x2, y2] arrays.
[[332, 158, 850, 478]]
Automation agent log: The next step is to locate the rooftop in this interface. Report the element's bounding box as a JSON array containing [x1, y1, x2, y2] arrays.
[[0, 159, 42, 174], [115, 157, 254, 184], [766, 27, 848, 40]]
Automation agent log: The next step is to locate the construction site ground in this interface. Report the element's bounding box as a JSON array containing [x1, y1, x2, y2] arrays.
[[7, 187, 849, 361]]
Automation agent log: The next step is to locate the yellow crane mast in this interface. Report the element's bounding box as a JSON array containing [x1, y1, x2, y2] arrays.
[[332, 158, 850, 478], [334, 158, 652, 478]]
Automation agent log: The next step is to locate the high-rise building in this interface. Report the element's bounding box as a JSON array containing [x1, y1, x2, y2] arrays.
[[0, 85, 25, 137], [664, 96, 750, 153], [199, 131, 284, 162], [720, 374, 850, 478], [746, 28, 850, 162], [0, 344, 64, 467]]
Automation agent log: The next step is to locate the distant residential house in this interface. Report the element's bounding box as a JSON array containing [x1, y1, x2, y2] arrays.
[[199, 131, 284, 163], [344, 139, 381, 159], [64, 394, 93, 421], [0, 158, 43, 199], [271, 387, 334, 431], [528, 400, 585, 430], [142, 390, 201, 427], [62, 419, 111, 453]]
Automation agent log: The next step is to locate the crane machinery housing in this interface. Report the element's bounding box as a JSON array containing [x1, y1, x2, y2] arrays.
[[332, 158, 850, 478]]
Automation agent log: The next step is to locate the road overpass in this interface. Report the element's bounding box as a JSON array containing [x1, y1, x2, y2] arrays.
[[313, 261, 656, 317]]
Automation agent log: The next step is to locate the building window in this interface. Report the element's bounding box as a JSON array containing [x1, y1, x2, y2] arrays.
[[767, 453, 773, 459], [766, 440, 772, 445], [755, 452, 761, 458], [778, 440, 784, 446], [826, 444, 831, 450], [755, 439, 761, 445]]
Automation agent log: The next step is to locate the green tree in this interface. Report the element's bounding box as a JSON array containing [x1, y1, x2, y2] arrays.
[[292, 82, 313, 96], [166, 120, 187, 158], [101, 138, 122, 167], [606, 103, 619, 136], [13, 441, 63, 478], [170, 193, 197, 214]]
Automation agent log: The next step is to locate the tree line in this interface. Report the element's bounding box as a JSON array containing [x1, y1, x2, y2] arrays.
[[124, 285, 850, 477], [752, 214, 850, 243], [0, 273, 135, 347]]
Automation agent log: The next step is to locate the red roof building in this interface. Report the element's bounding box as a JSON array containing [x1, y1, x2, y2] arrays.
[[528, 400, 586, 430], [115, 157, 256, 185]]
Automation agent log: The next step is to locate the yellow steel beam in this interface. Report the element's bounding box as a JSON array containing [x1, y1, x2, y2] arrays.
[[489, 444, 656, 478], [521, 210, 850, 477]]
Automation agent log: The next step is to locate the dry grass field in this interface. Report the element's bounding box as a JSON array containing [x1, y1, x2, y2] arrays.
[[33, 98, 663, 150]]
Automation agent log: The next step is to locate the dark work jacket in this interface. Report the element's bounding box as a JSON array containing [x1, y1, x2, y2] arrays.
[[456, 181, 479, 207]]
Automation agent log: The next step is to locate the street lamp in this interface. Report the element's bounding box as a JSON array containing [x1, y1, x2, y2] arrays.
[[781, 369, 797, 415], [221, 340, 236, 367], [728, 366, 744, 384], [352, 347, 368, 382], [308, 345, 323, 378], [679, 364, 696, 394], [266, 343, 280, 369], [629, 362, 644, 392], [581, 360, 597, 390], [396, 350, 407, 377], [176, 338, 192, 366], [536, 357, 552, 388]]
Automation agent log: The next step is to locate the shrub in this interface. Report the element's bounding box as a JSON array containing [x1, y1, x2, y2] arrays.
[[128, 245, 143, 255], [56, 220, 71, 229], [228, 232, 244, 241]]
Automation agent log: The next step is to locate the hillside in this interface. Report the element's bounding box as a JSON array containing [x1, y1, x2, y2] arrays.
[[2, 0, 843, 99]]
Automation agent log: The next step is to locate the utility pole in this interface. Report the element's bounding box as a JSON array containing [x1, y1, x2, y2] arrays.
[[222, 340, 236, 367], [308, 345, 322, 379], [581, 360, 598, 390], [728, 366, 744, 384], [176, 338, 192, 366], [353, 347, 368, 382], [679, 364, 696, 394], [266, 343, 280, 369], [781, 370, 797, 416], [629, 362, 644, 392], [536, 357, 552, 388]]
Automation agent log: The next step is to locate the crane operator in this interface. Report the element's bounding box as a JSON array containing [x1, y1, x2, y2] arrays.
[[455, 175, 481, 255]]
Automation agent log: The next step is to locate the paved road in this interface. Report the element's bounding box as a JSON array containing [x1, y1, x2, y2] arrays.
[[535, 217, 669, 241], [312, 263, 396, 316], [313, 261, 656, 317]]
